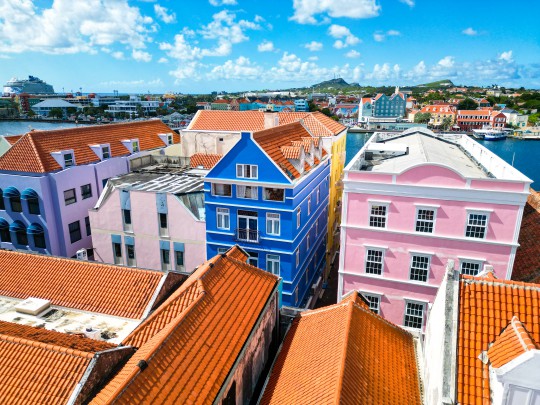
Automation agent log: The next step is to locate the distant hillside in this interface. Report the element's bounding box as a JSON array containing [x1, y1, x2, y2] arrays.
[[312, 78, 352, 89], [414, 79, 454, 89]]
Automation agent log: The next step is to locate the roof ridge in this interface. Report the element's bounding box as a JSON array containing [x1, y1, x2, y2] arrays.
[[510, 316, 538, 351], [335, 301, 354, 404], [351, 301, 415, 337], [462, 276, 540, 292], [23, 133, 47, 173], [0, 332, 95, 359]]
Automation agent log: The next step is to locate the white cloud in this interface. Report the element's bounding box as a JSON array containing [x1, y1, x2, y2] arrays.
[[399, 0, 414, 7], [328, 24, 360, 48], [132, 49, 152, 62], [99, 78, 163, 87], [462, 27, 478, 36], [209, 0, 237, 5], [154, 4, 176, 24], [437, 56, 454, 68], [111, 51, 125, 60], [211, 56, 263, 80], [291, 0, 380, 24], [304, 41, 323, 51], [158, 57, 168, 63], [499, 50, 513, 62], [346, 50, 360, 58], [308, 56, 319, 61], [0, 0, 154, 55], [258, 40, 275, 52], [170, 61, 203, 81], [373, 30, 401, 42]]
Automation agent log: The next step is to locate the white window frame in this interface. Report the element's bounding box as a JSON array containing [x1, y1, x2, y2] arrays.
[[403, 300, 426, 330], [132, 139, 139, 153], [160, 247, 171, 271], [211, 183, 232, 197], [368, 202, 389, 229], [408, 254, 431, 283], [266, 212, 280, 236], [296, 208, 301, 228], [236, 184, 258, 200], [316, 187, 320, 204], [459, 258, 484, 276], [365, 247, 385, 276], [112, 242, 123, 265], [236, 164, 258, 179], [415, 206, 437, 234], [217, 247, 228, 255], [362, 292, 382, 314], [101, 144, 111, 160], [167, 133, 173, 145], [465, 210, 490, 239], [216, 208, 230, 230], [126, 244, 136, 267], [295, 248, 300, 268], [64, 152, 74, 167], [266, 254, 280, 276], [262, 187, 285, 202], [307, 195, 311, 215], [306, 233, 310, 250]]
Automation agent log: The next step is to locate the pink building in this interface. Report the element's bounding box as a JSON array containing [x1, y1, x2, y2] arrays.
[[338, 127, 531, 330], [89, 166, 206, 273]]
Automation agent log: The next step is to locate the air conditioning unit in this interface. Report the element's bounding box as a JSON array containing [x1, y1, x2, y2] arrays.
[[76, 248, 88, 261]]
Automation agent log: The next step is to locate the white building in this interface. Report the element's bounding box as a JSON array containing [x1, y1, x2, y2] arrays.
[[31, 98, 80, 117], [501, 108, 528, 128], [106, 95, 160, 117]]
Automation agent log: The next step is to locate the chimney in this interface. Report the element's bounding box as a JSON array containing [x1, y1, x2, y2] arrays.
[[264, 112, 279, 129]]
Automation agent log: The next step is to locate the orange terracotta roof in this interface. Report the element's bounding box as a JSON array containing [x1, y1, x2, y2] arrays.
[[91, 246, 278, 405], [260, 291, 421, 405], [457, 274, 540, 404], [512, 189, 540, 283], [457, 110, 491, 115], [281, 145, 302, 160], [0, 321, 119, 405], [0, 120, 178, 173], [0, 250, 165, 319], [487, 316, 539, 368], [4, 135, 21, 145], [190, 152, 223, 169]]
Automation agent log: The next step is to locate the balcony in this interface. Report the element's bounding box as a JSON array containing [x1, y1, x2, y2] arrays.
[[234, 228, 260, 243]]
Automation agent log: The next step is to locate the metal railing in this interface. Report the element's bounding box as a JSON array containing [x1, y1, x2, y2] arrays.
[[234, 228, 260, 243]]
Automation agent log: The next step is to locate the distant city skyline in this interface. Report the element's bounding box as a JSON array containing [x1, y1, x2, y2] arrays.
[[1, 0, 539, 93]]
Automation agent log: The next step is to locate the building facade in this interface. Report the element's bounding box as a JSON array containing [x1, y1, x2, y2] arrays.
[[0, 120, 178, 258], [204, 122, 330, 307], [456, 109, 507, 131], [339, 127, 531, 330], [420, 104, 456, 127], [372, 91, 406, 118]]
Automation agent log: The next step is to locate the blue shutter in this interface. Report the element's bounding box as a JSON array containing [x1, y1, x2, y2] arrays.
[[173, 242, 185, 252], [156, 193, 167, 214], [159, 240, 170, 250], [120, 190, 131, 210], [111, 234, 121, 244], [124, 236, 134, 245]]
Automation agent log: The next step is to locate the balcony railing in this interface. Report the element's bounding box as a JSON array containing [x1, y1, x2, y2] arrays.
[[235, 228, 260, 243]]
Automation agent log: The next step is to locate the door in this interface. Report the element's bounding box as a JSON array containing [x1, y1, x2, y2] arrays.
[[238, 210, 258, 242]]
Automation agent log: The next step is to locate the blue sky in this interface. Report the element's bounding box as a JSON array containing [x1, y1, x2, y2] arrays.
[[0, 0, 539, 93]]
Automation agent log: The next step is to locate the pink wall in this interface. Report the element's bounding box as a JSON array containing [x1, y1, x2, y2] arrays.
[[396, 165, 466, 187]]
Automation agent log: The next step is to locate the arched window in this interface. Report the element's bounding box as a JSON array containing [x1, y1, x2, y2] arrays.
[[0, 219, 10, 243], [0, 189, 4, 210], [28, 223, 45, 249], [10, 220, 27, 245], [22, 188, 40, 215], [4, 187, 21, 212]]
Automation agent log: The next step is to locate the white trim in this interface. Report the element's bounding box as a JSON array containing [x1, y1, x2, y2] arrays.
[[216, 207, 230, 230], [207, 230, 234, 236], [465, 207, 494, 213], [204, 200, 294, 212], [236, 163, 259, 180], [266, 212, 281, 237], [414, 203, 441, 208], [464, 210, 491, 240], [341, 223, 519, 247], [367, 199, 392, 204], [205, 178, 293, 188], [415, 206, 437, 234], [408, 253, 432, 283], [506, 245, 518, 279], [368, 201, 389, 229], [339, 269, 440, 289], [361, 291, 382, 314], [458, 258, 484, 276], [363, 243, 389, 250], [403, 299, 428, 330], [364, 246, 386, 276], [408, 249, 435, 256], [210, 182, 232, 198]]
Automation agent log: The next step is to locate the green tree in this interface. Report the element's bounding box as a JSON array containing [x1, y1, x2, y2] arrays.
[[414, 112, 431, 124], [48, 108, 64, 119], [457, 98, 478, 110], [529, 113, 539, 126], [441, 116, 453, 130], [27, 109, 35, 118]]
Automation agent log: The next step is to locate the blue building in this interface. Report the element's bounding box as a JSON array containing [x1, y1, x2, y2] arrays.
[[372, 90, 406, 118], [204, 121, 330, 307], [294, 99, 309, 112]]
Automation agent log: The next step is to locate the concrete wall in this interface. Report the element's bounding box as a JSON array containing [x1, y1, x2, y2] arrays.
[[180, 130, 241, 157]]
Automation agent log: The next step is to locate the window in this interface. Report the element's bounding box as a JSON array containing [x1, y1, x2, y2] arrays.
[[308, 196, 311, 215], [27, 197, 40, 215], [123, 209, 132, 232], [466, 212, 488, 239], [217, 208, 230, 230], [64, 189, 76, 205], [161, 248, 171, 270], [81, 184, 92, 200], [10, 195, 22, 212], [159, 213, 168, 235], [296, 208, 301, 228], [404, 301, 425, 329], [102, 178, 110, 188], [0, 190, 4, 210], [113, 242, 122, 264], [266, 213, 280, 236], [460, 260, 482, 276], [236, 164, 258, 179], [267, 254, 280, 276], [68, 221, 81, 244], [102, 146, 110, 159], [167, 134, 173, 145], [0, 227, 10, 243], [132, 141, 139, 153], [33, 232, 46, 249], [363, 294, 381, 314], [315, 220, 319, 236], [409, 255, 430, 282], [175, 250, 184, 268], [296, 249, 300, 268], [369, 204, 388, 228], [15, 229, 28, 246], [126, 244, 136, 266], [295, 287, 299, 304], [365, 248, 384, 275], [217, 247, 228, 255], [212, 183, 232, 197], [316, 187, 320, 204], [247, 251, 258, 267], [416, 208, 435, 233], [237, 185, 258, 200], [85, 216, 91, 236], [263, 188, 284, 202], [64, 153, 74, 167], [306, 234, 310, 250]]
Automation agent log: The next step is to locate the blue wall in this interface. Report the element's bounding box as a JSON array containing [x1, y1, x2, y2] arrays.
[[205, 132, 330, 307]]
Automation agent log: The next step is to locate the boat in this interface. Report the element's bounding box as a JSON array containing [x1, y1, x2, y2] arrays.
[[2, 76, 55, 95], [472, 127, 507, 141]]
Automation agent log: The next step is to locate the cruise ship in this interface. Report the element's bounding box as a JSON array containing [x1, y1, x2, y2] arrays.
[[2, 76, 55, 95]]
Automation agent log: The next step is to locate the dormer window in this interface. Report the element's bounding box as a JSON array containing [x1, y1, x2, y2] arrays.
[[132, 140, 139, 153], [64, 153, 74, 167], [167, 134, 173, 145], [102, 146, 110, 159]]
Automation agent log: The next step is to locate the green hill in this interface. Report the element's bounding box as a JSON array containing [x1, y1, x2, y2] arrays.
[[414, 79, 454, 89]]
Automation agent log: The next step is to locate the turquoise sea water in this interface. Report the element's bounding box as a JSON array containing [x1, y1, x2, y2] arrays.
[[345, 132, 539, 187], [0, 120, 78, 135]]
